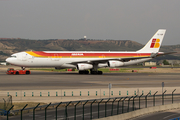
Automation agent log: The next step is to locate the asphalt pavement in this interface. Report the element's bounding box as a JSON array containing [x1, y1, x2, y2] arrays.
[[1, 66, 180, 120]]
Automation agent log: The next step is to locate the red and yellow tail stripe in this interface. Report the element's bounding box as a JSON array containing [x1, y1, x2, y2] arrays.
[[150, 39, 160, 48]]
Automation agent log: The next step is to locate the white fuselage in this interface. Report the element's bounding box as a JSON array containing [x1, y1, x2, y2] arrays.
[[6, 51, 152, 69]]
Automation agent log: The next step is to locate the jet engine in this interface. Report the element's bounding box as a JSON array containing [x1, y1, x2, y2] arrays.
[[77, 63, 93, 70], [108, 60, 124, 68]]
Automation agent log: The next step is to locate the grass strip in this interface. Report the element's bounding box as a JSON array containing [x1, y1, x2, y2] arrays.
[[30, 68, 143, 73]]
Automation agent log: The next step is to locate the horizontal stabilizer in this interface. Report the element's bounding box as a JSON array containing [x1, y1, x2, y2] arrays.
[[157, 52, 177, 57]]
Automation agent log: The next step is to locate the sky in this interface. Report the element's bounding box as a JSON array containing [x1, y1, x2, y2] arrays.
[[0, 0, 180, 45]]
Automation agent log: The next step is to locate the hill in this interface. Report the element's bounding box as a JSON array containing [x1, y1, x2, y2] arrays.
[[0, 39, 179, 61]]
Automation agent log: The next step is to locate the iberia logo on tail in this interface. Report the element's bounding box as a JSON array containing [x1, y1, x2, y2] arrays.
[[150, 38, 160, 48]]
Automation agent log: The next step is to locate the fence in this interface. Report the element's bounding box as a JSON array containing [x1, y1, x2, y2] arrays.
[[3, 89, 143, 97], [0, 95, 12, 110], [3, 87, 177, 98], [3, 89, 180, 120]]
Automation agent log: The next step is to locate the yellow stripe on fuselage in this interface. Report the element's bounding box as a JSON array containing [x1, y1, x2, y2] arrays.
[[25, 51, 44, 57]]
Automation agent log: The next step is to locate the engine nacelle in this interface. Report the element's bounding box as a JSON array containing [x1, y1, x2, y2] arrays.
[[77, 63, 93, 70], [108, 60, 124, 68]]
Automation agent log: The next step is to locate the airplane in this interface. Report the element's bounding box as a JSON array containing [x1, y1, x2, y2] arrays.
[[5, 29, 174, 74]]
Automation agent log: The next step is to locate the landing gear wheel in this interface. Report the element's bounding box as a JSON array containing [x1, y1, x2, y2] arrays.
[[79, 70, 89, 74], [98, 71, 103, 74], [90, 71, 95, 74], [91, 71, 103, 75], [85, 71, 89, 74]]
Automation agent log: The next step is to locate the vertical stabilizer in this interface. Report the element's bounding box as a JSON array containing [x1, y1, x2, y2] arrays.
[[137, 29, 166, 53]]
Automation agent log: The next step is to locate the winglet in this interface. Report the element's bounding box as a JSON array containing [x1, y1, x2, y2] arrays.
[[137, 29, 166, 53]]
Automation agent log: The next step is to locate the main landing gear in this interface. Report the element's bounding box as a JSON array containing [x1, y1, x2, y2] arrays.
[[79, 70, 89, 74], [78, 70, 103, 75], [90, 70, 103, 75], [78, 64, 103, 75], [79, 70, 103, 75], [90, 66, 103, 75]]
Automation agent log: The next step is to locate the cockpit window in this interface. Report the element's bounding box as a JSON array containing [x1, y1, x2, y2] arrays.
[[11, 55, 16, 58]]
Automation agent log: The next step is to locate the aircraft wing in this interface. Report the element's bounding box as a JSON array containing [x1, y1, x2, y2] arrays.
[[68, 52, 176, 65], [68, 56, 151, 65]]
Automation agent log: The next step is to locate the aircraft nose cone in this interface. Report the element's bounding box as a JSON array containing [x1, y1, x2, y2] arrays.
[[6, 58, 11, 63]]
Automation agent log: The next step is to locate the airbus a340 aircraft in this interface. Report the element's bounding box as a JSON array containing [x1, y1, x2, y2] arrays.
[[6, 29, 173, 74]]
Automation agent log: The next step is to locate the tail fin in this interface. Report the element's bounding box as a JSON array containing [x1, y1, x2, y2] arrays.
[[137, 29, 166, 53]]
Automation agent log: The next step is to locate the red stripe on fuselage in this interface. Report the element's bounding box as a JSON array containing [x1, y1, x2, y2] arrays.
[[32, 51, 151, 57]]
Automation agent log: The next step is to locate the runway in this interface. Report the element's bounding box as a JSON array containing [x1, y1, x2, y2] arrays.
[[0, 69, 180, 90]]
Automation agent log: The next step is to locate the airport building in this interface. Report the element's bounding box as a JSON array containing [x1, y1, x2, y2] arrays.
[[144, 61, 156, 66]]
